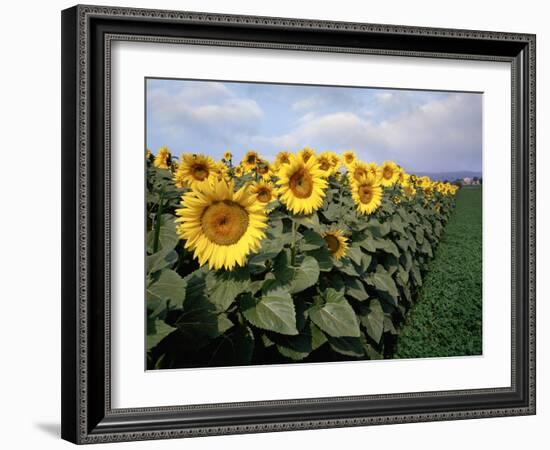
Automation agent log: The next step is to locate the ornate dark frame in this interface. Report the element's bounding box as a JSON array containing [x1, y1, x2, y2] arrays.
[[61, 4, 536, 444]]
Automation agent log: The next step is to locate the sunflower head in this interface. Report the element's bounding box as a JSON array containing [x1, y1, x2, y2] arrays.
[[415, 175, 431, 189], [249, 180, 277, 205], [398, 169, 410, 187], [223, 151, 233, 161], [242, 150, 260, 171], [392, 195, 401, 205], [351, 174, 383, 215], [173, 153, 217, 189], [145, 149, 153, 163], [153, 146, 171, 169], [297, 147, 316, 163], [276, 155, 327, 215], [402, 184, 416, 199], [380, 161, 399, 187], [347, 161, 373, 186], [342, 150, 357, 168], [274, 151, 292, 170], [322, 228, 349, 260], [175, 178, 268, 271], [233, 165, 244, 177], [317, 152, 334, 174], [256, 159, 273, 180]]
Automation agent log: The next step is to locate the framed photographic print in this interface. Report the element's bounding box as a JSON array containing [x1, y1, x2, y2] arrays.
[[61, 4, 536, 444]]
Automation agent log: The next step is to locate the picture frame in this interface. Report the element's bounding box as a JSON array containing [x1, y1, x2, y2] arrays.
[[61, 4, 536, 444]]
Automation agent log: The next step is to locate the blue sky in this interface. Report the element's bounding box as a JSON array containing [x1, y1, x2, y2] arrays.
[[146, 78, 482, 173]]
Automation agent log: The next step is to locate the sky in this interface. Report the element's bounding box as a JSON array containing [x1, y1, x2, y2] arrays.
[[146, 78, 482, 173]]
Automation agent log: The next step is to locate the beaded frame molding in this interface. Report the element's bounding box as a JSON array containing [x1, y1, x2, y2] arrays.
[[61, 4, 536, 444]]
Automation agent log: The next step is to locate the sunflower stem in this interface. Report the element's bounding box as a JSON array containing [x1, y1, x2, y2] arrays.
[[291, 221, 297, 266], [152, 186, 165, 253]]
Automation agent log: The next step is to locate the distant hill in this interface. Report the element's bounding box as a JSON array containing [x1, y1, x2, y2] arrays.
[[414, 171, 482, 182]]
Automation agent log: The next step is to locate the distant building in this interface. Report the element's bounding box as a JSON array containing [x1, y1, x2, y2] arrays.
[[462, 177, 480, 185]]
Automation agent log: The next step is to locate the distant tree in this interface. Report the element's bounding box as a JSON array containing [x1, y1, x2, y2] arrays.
[[454, 179, 463, 187], [473, 176, 479, 182], [479, 177, 482, 184], [443, 179, 449, 183]]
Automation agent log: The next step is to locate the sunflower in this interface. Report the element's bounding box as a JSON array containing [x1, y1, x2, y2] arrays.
[[175, 178, 268, 271], [317, 151, 340, 177], [256, 159, 273, 180], [145, 149, 153, 163], [317, 152, 334, 174], [153, 146, 171, 169], [242, 150, 260, 172], [365, 162, 381, 180], [322, 228, 349, 260], [415, 175, 431, 189], [397, 169, 410, 187], [223, 151, 233, 161], [380, 161, 400, 187], [423, 183, 435, 199], [392, 195, 401, 205], [173, 153, 217, 189], [402, 184, 416, 199], [351, 174, 383, 215], [277, 155, 327, 215], [347, 161, 372, 186], [297, 147, 316, 163], [249, 180, 277, 205], [342, 150, 357, 169], [274, 151, 292, 170], [233, 165, 244, 177]]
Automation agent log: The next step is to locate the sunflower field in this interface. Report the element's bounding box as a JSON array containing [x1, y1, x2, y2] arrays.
[[146, 147, 459, 369]]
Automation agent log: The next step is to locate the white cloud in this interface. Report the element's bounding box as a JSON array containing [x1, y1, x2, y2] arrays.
[[147, 83, 264, 150], [251, 93, 481, 172]]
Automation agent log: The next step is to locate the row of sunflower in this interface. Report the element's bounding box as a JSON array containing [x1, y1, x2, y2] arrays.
[[146, 146, 458, 369]]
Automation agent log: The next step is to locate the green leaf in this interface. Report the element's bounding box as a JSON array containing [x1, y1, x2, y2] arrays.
[[360, 299, 384, 344], [206, 267, 250, 312], [333, 257, 359, 276], [309, 289, 360, 337], [147, 249, 178, 274], [366, 219, 391, 238], [327, 336, 364, 357], [345, 277, 369, 301], [147, 214, 179, 254], [290, 256, 320, 294], [357, 235, 377, 252], [375, 238, 400, 257], [306, 246, 333, 272], [346, 246, 363, 265], [273, 249, 295, 285], [368, 270, 399, 299], [240, 291, 298, 335], [147, 269, 186, 308], [147, 319, 176, 352], [291, 213, 320, 231], [300, 229, 325, 251]]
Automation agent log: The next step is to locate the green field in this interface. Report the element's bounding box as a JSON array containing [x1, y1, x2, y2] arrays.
[[394, 186, 482, 358]]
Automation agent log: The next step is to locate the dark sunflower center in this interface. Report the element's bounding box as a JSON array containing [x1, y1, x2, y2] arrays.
[[324, 234, 340, 254], [257, 188, 272, 203], [247, 155, 256, 165], [383, 167, 393, 179], [289, 169, 313, 199], [201, 201, 249, 246], [358, 185, 374, 204], [257, 165, 269, 175], [192, 163, 209, 181], [319, 159, 331, 171]]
